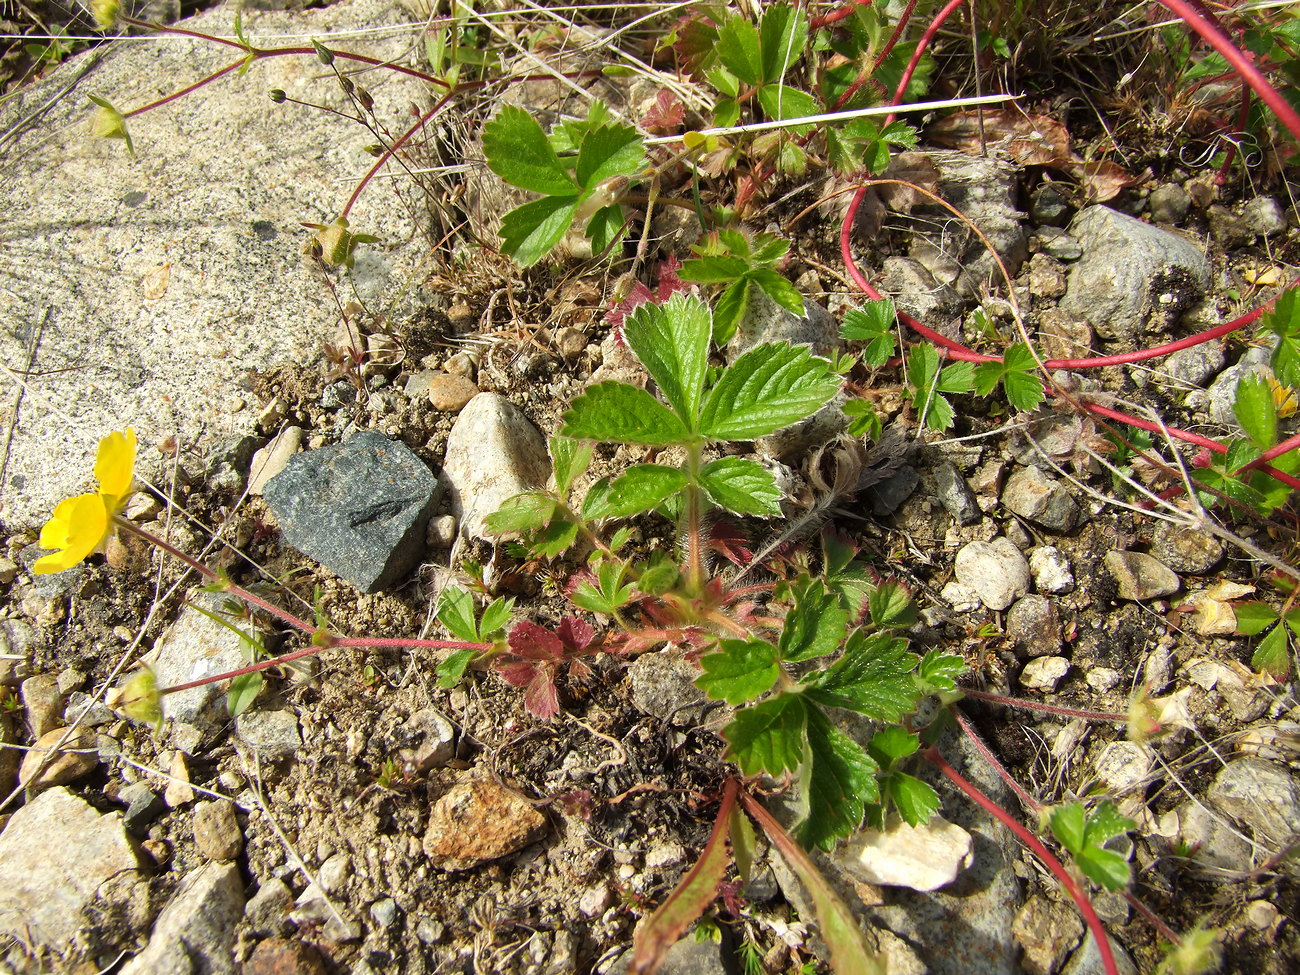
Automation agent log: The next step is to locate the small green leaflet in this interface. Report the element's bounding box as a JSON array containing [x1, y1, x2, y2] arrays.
[[698, 344, 840, 440], [623, 294, 710, 426], [550, 436, 593, 496], [437, 586, 478, 643], [484, 491, 558, 535], [499, 195, 579, 267], [906, 344, 974, 431], [570, 558, 635, 615], [724, 693, 807, 777], [1048, 800, 1135, 891], [227, 673, 263, 717], [482, 105, 577, 197], [561, 382, 690, 445], [437, 649, 475, 688], [757, 2, 808, 83], [886, 773, 941, 827], [1263, 287, 1300, 388], [574, 123, 645, 188], [715, 13, 762, 85], [1234, 374, 1277, 450], [583, 465, 687, 520], [972, 344, 1045, 412], [916, 648, 966, 694], [803, 631, 920, 722], [778, 579, 850, 662], [840, 299, 897, 367], [794, 707, 879, 849], [695, 639, 781, 704], [698, 457, 782, 516], [868, 580, 917, 629]]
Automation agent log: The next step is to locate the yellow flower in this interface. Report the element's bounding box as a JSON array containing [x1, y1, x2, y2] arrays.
[[34, 428, 136, 574]]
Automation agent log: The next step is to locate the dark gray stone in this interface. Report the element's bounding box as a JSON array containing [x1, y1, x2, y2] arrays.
[[1151, 521, 1224, 574], [120, 781, 165, 835], [1030, 182, 1073, 227], [1007, 595, 1060, 657], [1147, 184, 1191, 225], [1163, 340, 1224, 388], [1104, 551, 1179, 601], [932, 461, 982, 525], [264, 430, 440, 592], [867, 465, 920, 517], [1207, 205, 1253, 249]]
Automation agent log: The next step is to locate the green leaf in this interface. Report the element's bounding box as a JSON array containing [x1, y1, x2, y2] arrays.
[[531, 519, 580, 558], [758, 2, 809, 83], [623, 294, 711, 426], [584, 465, 687, 519], [841, 300, 897, 367], [1234, 601, 1279, 636], [550, 437, 593, 496], [756, 84, 818, 130], [1049, 801, 1087, 851], [479, 597, 514, 639], [936, 360, 976, 395], [1076, 846, 1132, 891], [585, 205, 627, 254], [1263, 288, 1300, 388], [575, 123, 645, 189], [715, 14, 762, 85], [779, 580, 850, 662], [867, 726, 920, 767], [1234, 374, 1278, 450], [635, 555, 680, 596], [746, 268, 805, 316], [1049, 800, 1135, 891], [712, 280, 750, 346], [227, 672, 263, 717], [679, 255, 752, 284], [868, 580, 917, 629], [699, 457, 782, 516], [437, 587, 479, 643], [804, 631, 920, 721], [1250, 623, 1291, 679], [1085, 801, 1136, 845], [499, 195, 579, 267], [484, 491, 558, 535], [699, 344, 840, 440], [795, 706, 878, 849], [974, 344, 1045, 411], [749, 233, 790, 264], [695, 639, 781, 704], [916, 648, 966, 693], [561, 382, 691, 445], [437, 649, 475, 688], [724, 694, 807, 776], [570, 559, 635, 615], [888, 772, 941, 827], [482, 105, 578, 196]]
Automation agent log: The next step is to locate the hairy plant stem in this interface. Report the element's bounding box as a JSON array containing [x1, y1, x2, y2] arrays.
[[682, 441, 706, 597]]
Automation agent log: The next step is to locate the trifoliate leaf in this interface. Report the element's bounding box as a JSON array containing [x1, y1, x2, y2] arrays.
[[695, 639, 781, 704], [699, 343, 840, 440], [561, 382, 691, 445], [841, 300, 897, 366], [699, 457, 782, 516]]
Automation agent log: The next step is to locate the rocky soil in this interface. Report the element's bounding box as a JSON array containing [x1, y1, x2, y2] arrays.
[[0, 2, 1298, 975]]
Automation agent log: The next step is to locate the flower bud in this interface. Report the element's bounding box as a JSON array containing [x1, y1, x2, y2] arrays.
[[312, 39, 334, 65], [91, 0, 120, 30], [88, 94, 134, 155], [269, 88, 287, 103], [117, 666, 163, 730], [362, 144, 384, 157], [356, 87, 374, 111]]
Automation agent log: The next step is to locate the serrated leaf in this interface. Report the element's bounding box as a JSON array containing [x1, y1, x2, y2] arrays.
[[499, 195, 579, 267], [483, 105, 578, 196], [756, 84, 818, 130], [868, 726, 920, 766], [1076, 846, 1132, 891], [779, 580, 850, 662], [1235, 374, 1278, 449], [1234, 601, 1279, 635], [712, 280, 750, 346], [570, 560, 635, 615], [480, 597, 514, 638], [584, 464, 687, 519], [1001, 344, 1046, 410], [758, 2, 808, 83], [888, 772, 940, 827], [561, 382, 691, 445], [550, 437, 593, 496], [484, 491, 559, 535], [724, 694, 807, 776], [715, 14, 762, 85], [437, 586, 479, 643], [746, 268, 805, 316], [1264, 288, 1300, 388], [227, 672, 263, 717], [1250, 623, 1290, 679], [916, 648, 966, 693], [805, 631, 919, 721], [1085, 801, 1136, 845], [575, 123, 645, 189], [749, 233, 790, 265], [936, 360, 976, 395], [795, 706, 878, 849], [437, 648, 475, 688], [623, 294, 711, 426], [868, 580, 917, 629], [699, 457, 782, 516], [699, 343, 840, 440], [696, 639, 781, 704], [841, 300, 897, 366], [680, 255, 752, 284], [531, 519, 580, 558], [586, 205, 627, 254]]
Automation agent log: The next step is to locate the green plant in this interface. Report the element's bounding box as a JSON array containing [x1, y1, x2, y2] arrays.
[[1194, 373, 1300, 514], [678, 229, 804, 345], [1231, 597, 1299, 679], [1047, 800, 1136, 892]]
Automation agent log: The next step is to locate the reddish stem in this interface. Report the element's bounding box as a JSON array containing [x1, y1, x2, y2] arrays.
[[886, 0, 965, 123], [809, 0, 875, 30], [1214, 83, 1252, 184], [340, 89, 456, 218], [922, 746, 1121, 975], [961, 688, 1128, 724]]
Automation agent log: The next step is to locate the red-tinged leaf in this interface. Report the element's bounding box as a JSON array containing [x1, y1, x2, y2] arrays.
[[524, 670, 561, 719], [568, 657, 593, 680], [655, 256, 687, 301], [509, 620, 565, 661], [606, 280, 656, 327], [558, 789, 594, 819], [557, 615, 596, 652], [605, 257, 693, 326], [644, 89, 685, 132], [738, 791, 884, 975], [497, 659, 540, 688], [631, 780, 738, 975], [707, 519, 755, 566]]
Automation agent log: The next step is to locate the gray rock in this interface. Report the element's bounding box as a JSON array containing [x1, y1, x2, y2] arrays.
[[248, 426, 304, 496], [1168, 800, 1254, 873], [1029, 546, 1074, 593], [1061, 933, 1138, 975], [19, 726, 101, 790], [206, 435, 259, 496], [1030, 183, 1073, 227], [1241, 196, 1288, 236], [1014, 894, 1084, 975], [264, 430, 440, 593], [1002, 467, 1081, 533], [121, 863, 244, 975], [442, 393, 551, 543], [1196, 358, 1275, 426], [836, 814, 973, 891], [1038, 307, 1093, 360], [0, 712, 17, 797], [0, 619, 41, 685], [608, 935, 730, 975], [727, 285, 841, 360], [876, 256, 965, 325], [119, 781, 165, 835], [1151, 521, 1223, 574], [1061, 206, 1212, 344], [244, 877, 294, 936], [0, 787, 143, 951], [1037, 228, 1083, 261], [64, 690, 118, 728], [1104, 551, 1179, 601], [318, 852, 353, 894], [954, 538, 1031, 611], [1162, 340, 1224, 388], [627, 651, 711, 727], [194, 800, 243, 862], [866, 464, 921, 517], [370, 897, 399, 929], [390, 708, 457, 773], [1207, 757, 1300, 849], [1147, 184, 1191, 225], [1027, 253, 1068, 299], [932, 460, 982, 525], [20, 672, 64, 738], [144, 590, 250, 739], [1207, 204, 1253, 248], [1090, 741, 1154, 795], [1007, 596, 1060, 656], [1020, 656, 1070, 692], [234, 709, 301, 760]]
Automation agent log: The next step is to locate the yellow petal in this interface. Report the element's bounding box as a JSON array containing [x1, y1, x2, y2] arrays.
[[94, 428, 137, 508], [34, 493, 111, 574]]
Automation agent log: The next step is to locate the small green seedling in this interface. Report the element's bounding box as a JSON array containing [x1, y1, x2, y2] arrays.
[[1048, 799, 1136, 891]]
